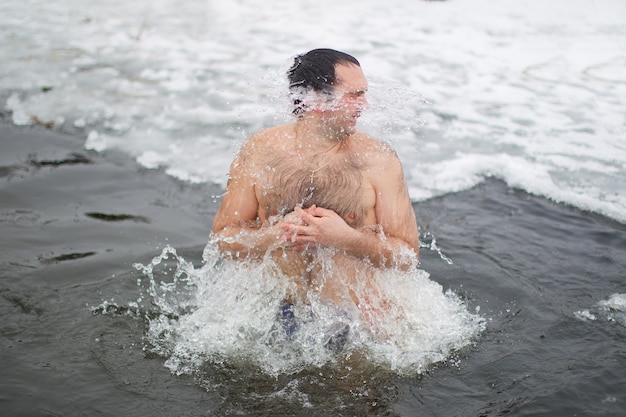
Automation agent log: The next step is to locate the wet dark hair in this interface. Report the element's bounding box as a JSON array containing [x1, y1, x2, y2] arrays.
[[287, 48, 360, 115]]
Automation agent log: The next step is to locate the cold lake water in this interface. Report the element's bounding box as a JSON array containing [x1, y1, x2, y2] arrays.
[[1, 0, 625, 415]]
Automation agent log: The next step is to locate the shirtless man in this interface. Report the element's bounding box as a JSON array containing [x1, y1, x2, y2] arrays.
[[212, 49, 419, 315]]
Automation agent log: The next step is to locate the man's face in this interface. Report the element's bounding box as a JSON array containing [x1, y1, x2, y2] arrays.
[[324, 64, 369, 134]]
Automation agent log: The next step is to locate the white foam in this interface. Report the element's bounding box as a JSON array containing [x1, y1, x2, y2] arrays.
[[575, 293, 626, 327], [2, 0, 625, 222]]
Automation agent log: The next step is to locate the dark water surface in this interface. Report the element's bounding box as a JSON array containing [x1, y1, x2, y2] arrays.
[[1, 124, 625, 416]]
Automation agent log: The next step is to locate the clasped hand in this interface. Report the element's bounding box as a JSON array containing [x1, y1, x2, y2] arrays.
[[278, 205, 354, 251]]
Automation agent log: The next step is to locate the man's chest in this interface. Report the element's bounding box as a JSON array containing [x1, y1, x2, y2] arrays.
[[255, 154, 376, 226]]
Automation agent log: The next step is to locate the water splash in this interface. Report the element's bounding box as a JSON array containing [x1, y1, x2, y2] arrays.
[[596, 293, 626, 326], [132, 241, 485, 377], [420, 231, 454, 265], [574, 293, 626, 327]]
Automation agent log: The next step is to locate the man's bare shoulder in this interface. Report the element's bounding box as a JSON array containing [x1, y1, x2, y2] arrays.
[[350, 131, 399, 161], [351, 133, 408, 194], [237, 123, 295, 162], [246, 124, 294, 148]]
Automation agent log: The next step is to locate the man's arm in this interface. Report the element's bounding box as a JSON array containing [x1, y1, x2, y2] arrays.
[[370, 149, 420, 265], [212, 142, 306, 258], [212, 145, 277, 258]]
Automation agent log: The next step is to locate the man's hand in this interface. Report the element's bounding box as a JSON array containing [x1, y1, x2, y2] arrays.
[[279, 204, 416, 269], [279, 205, 356, 250], [276, 208, 310, 251]]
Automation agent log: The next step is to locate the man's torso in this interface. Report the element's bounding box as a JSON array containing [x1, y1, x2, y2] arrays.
[[250, 124, 379, 228], [244, 124, 385, 304]]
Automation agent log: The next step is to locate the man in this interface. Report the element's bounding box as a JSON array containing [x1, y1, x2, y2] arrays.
[[212, 49, 419, 317]]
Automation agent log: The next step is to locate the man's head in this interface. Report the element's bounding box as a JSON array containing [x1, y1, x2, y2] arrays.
[[287, 49, 361, 116]]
